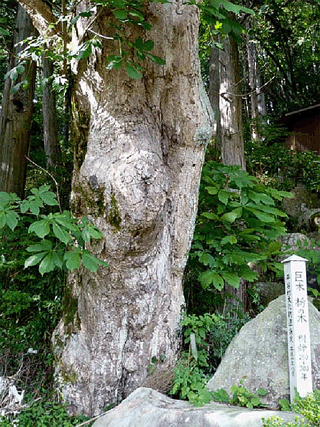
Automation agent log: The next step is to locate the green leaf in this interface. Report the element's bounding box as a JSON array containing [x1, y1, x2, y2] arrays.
[[27, 240, 52, 252], [220, 211, 238, 223], [53, 223, 70, 245], [205, 186, 218, 195], [39, 253, 56, 275], [199, 252, 216, 267], [39, 189, 58, 206], [201, 212, 219, 220], [143, 40, 154, 51], [64, 250, 81, 271], [28, 219, 51, 238], [125, 62, 142, 79], [107, 55, 123, 70], [82, 251, 107, 272], [221, 235, 237, 245], [251, 210, 275, 223], [6, 211, 19, 231], [0, 27, 10, 36], [218, 189, 231, 204], [128, 10, 145, 21], [221, 272, 240, 288], [257, 388, 267, 396], [222, 0, 253, 15], [145, 53, 166, 65], [24, 252, 46, 269], [199, 271, 224, 290], [0, 211, 6, 228], [113, 9, 127, 20]]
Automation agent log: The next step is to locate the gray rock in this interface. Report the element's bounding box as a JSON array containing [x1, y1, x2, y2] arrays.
[[207, 295, 320, 407], [92, 387, 298, 427], [282, 183, 319, 219]]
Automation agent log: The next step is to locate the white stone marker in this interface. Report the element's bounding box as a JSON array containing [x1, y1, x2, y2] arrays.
[[282, 255, 313, 403]]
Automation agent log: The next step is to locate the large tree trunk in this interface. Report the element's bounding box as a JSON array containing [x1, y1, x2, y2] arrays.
[[219, 33, 245, 170], [49, 2, 213, 416], [208, 31, 246, 311], [42, 52, 60, 168], [0, 5, 37, 197], [245, 16, 266, 140]]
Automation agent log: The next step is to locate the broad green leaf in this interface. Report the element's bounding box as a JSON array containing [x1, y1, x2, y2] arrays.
[[81, 223, 103, 242], [82, 252, 107, 272], [113, 9, 127, 20], [6, 211, 19, 231], [221, 235, 237, 245], [16, 64, 25, 74], [201, 212, 219, 220], [128, 10, 144, 21], [145, 53, 166, 65], [252, 210, 275, 223], [39, 190, 58, 206], [52, 251, 64, 269], [53, 223, 70, 245], [218, 189, 231, 204], [0, 27, 10, 36], [24, 252, 46, 269], [0, 191, 19, 206], [221, 272, 240, 288], [205, 186, 218, 195], [268, 241, 282, 254], [0, 211, 6, 228], [143, 40, 154, 51], [27, 240, 52, 252], [220, 211, 238, 223], [125, 62, 142, 79], [222, 0, 253, 15], [199, 271, 224, 290], [39, 253, 56, 275], [107, 55, 123, 70], [199, 252, 216, 267], [64, 250, 81, 271], [28, 219, 51, 238]]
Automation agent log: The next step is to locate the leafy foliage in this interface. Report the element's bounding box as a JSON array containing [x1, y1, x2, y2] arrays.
[[170, 311, 250, 405], [246, 138, 320, 194], [263, 390, 320, 426], [189, 161, 290, 293], [0, 186, 108, 275], [0, 400, 93, 426], [212, 380, 267, 409]]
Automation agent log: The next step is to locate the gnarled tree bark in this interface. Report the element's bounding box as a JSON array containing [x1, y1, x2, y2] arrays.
[[18, 0, 213, 416]]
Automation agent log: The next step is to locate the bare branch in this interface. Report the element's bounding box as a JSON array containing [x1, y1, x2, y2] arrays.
[[17, 0, 63, 40]]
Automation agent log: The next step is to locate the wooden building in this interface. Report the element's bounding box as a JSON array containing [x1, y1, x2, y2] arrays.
[[281, 104, 320, 154]]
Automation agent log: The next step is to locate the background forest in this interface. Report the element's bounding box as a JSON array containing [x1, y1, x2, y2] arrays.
[[0, 0, 320, 425]]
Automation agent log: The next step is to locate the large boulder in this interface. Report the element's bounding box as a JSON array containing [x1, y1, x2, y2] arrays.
[[92, 387, 298, 427], [207, 295, 320, 407]]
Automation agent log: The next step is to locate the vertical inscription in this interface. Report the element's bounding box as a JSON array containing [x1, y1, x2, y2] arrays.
[[282, 255, 312, 403]]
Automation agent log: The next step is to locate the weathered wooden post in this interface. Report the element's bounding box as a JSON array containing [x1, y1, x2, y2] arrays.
[[282, 255, 313, 403]]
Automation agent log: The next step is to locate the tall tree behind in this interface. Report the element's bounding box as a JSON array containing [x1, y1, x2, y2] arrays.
[[42, 52, 60, 168], [0, 5, 37, 197], [245, 15, 266, 140], [209, 29, 246, 312], [209, 33, 245, 169]]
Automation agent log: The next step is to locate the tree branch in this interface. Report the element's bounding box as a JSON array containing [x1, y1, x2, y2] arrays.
[[17, 0, 62, 40]]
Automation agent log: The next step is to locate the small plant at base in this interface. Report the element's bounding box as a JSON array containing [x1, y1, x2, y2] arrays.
[[262, 390, 320, 427], [211, 381, 267, 409], [0, 400, 93, 426], [170, 313, 218, 405], [229, 380, 267, 409]]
